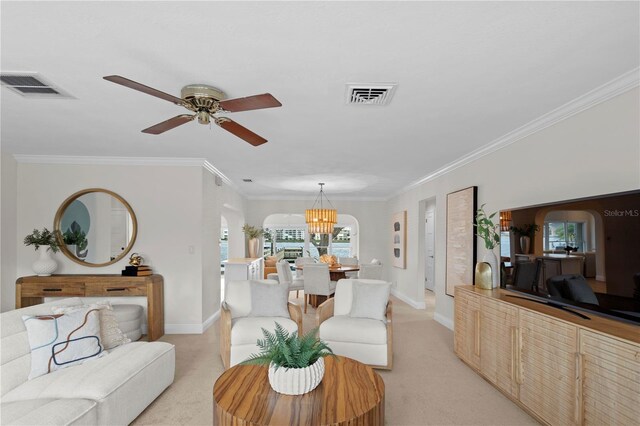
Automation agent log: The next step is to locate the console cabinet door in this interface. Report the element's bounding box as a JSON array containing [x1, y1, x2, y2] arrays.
[[480, 298, 519, 399], [519, 310, 578, 426], [580, 330, 640, 425], [454, 288, 481, 370]]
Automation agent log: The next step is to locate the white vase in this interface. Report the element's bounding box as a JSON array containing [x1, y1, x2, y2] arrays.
[[482, 249, 499, 289], [32, 248, 58, 276], [248, 238, 259, 258], [520, 236, 530, 254], [268, 357, 325, 395]]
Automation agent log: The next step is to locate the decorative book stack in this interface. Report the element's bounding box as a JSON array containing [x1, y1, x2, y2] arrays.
[[122, 265, 153, 277]]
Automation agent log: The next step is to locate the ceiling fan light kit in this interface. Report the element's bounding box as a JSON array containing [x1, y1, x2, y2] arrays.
[[103, 75, 281, 146]]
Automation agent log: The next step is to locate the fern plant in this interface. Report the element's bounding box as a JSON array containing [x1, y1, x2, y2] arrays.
[[474, 204, 501, 250], [23, 228, 60, 253], [241, 322, 335, 370]]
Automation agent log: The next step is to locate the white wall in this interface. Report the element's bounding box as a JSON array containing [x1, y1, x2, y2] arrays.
[[8, 163, 248, 333], [387, 88, 640, 329], [246, 199, 387, 269], [201, 172, 247, 325], [1, 153, 18, 312]]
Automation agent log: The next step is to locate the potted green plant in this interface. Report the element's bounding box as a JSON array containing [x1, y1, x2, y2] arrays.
[[242, 323, 335, 395], [474, 204, 501, 288], [63, 221, 88, 259], [23, 228, 60, 276], [509, 224, 539, 254], [242, 224, 264, 258]]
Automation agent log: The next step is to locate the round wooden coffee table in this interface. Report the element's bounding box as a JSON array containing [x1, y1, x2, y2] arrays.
[[213, 356, 385, 425]]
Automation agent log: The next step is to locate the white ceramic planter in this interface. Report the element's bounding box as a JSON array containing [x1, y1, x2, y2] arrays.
[[268, 357, 325, 395], [32, 248, 58, 276]]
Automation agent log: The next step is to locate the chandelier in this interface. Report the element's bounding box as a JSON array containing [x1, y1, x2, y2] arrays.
[[500, 210, 512, 232], [305, 183, 337, 234]]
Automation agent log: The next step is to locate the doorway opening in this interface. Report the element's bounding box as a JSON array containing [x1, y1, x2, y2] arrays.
[[420, 197, 437, 314]]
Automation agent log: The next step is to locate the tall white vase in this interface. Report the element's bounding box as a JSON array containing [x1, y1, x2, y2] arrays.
[[248, 238, 260, 258], [520, 236, 531, 254], [482, 249, 499, 289], [32, 248, 57, 276]]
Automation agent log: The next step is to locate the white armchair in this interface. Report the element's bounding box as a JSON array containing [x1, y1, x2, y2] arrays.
[[276, 259, 304, 297], [317, 279, 392, 370], [220, 279, 302, 369], [302, 263, 337, 313], [359, 263, 383, 280]]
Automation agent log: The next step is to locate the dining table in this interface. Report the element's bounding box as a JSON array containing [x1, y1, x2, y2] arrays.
[[295, 264, 360, 307], [295, 264, 360, 281]]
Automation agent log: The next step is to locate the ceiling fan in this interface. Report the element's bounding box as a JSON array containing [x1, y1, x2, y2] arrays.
[[103, 75, 282, 146]]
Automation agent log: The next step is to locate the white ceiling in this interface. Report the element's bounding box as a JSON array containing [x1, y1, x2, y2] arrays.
[[2, 1, 638, 199]]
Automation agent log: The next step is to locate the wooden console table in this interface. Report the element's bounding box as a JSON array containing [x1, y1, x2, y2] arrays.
[[16, 274, 164, 341]]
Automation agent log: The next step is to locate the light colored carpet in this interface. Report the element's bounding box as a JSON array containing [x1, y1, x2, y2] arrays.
[[133, 291, 538, 425]]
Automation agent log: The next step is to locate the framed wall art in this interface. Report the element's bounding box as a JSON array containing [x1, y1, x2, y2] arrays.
[[392, 210, 407, 269], [445, 186, 477, 297]]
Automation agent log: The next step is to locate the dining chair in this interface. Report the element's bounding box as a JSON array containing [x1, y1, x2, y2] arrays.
[[294, 257, 316, 278], [301, 263, 337, 313], [359, 262, 383, 280], [338, 256, 359, 278], [276, 259, 304, 298]]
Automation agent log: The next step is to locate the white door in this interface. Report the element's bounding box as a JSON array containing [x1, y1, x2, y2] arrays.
[[425, 209, 435, 291]]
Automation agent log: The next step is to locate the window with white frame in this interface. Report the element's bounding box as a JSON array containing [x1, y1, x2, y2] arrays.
[[544, 221, 585, 251]]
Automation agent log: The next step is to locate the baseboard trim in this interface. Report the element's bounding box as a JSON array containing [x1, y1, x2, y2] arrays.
[[165, 310, 220, 334], [391, 288, 426, 309], [203, 310, 220, 332], [165, 323, 204, 334], [434, 313, 454, 331]]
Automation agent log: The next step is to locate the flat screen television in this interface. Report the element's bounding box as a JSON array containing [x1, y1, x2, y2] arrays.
[[501, 189, 640, 325]]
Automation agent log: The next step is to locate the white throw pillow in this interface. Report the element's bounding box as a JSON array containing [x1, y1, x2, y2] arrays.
[[248, 281, 290, 318], [370, 258, 382, 265], [23, 307, 105, 380], [349, 281, 391, 322], [53, 301, 131, 350]]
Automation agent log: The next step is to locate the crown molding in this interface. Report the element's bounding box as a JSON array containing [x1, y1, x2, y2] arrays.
[[394, 67, 640, 199], [246, 194, 388, 202], [12, 154, 243, 193], [13, 155, 205, 167]]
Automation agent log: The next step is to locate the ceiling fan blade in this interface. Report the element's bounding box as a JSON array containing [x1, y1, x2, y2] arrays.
[[219, 93, 282, 112], [216, 118, 268, 146], [103, 75, 184, 105], [142, 114, 195, 134]]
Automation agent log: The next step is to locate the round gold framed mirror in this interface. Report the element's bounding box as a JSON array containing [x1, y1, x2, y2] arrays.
[[54, 188, 138, 267]]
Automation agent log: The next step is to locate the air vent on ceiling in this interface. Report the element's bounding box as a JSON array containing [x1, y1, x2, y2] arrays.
[[0, 73, 72, 98], [346, 83, 397, 105], [242, 178, 253, 183]]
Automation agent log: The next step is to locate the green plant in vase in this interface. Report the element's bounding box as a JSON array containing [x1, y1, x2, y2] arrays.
[[510, 223, 539, 254], [242, 224, 264, 258], [63, 221, 89, 258], [242, 322, 336, 395], [474, 204, 501, 288], [23, 228, 60, 276]]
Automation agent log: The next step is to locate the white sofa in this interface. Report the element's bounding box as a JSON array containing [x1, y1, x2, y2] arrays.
[[1, 298, 175, 425]]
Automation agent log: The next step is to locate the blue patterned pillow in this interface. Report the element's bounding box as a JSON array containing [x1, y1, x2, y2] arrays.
[[23, 307, 104, 380]]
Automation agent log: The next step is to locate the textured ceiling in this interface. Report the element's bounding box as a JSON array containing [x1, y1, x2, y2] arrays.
[[1, 1, 638, 198]]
